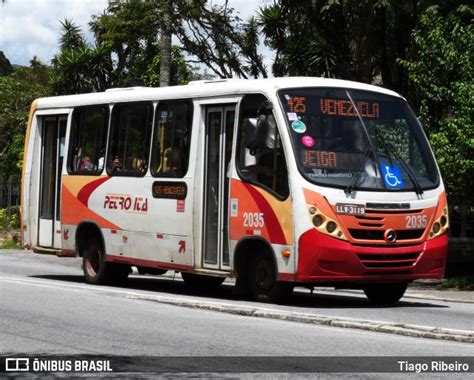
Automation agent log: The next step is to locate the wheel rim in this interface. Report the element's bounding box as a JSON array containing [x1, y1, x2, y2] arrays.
[[85, 247, 101, 278], [255, 258, 275, 291]]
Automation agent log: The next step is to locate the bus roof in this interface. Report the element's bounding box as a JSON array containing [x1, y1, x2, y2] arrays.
[[35, 77, 403, 109]]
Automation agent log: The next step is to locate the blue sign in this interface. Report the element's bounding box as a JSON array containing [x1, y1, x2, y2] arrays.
[[381, 163, 404, 189]]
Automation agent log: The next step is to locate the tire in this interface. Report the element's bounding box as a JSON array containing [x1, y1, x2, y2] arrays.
[[248, 255, 293, 303], [363, 283, 408, 305], [181, 272, 225, 290], [82, 242, 129, 285]]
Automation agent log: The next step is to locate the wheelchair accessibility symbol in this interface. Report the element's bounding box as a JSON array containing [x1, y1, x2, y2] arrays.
[[381, 164, 404, 189]]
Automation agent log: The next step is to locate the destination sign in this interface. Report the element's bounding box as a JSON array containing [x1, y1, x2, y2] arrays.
[[320, 98, 380, 118], [152, 181, 187, 200]]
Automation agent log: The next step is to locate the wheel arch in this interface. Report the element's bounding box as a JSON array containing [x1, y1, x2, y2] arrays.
[[233, 236, 278, 281], [75, 221, 105, 258]]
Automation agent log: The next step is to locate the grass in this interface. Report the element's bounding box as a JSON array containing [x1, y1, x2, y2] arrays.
[[442, 276, 474, 290], [0, 238, 22, 249]]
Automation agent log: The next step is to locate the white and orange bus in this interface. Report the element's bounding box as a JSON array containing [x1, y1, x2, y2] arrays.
[[21, 77, 449, 304]]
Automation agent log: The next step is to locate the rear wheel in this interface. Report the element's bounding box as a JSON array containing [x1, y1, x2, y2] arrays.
[[181, 272, 225, 290], [363, 283, 408, 305], [83, 242, 129, 285], [249, 255, 293, 303]]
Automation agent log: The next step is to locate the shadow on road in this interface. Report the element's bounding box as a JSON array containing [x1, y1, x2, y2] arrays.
[[29, 274, 448, 310]]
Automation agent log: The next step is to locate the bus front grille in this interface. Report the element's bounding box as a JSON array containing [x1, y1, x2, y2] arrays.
[[357, 252, 421, 269], [348, 229, 425, 241]]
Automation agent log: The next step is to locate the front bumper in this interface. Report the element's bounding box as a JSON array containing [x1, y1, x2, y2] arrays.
[[296, 229, 448, 283]]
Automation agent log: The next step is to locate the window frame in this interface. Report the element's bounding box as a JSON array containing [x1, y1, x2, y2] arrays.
[[106, 101, 154, 178], [235, 93, 290, 201], [150, 99, 194, 179], [67, 105, 110, 176]]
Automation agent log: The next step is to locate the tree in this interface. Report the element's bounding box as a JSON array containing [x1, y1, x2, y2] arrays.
[[90, 0, 161, 87], [0, 57, 52, 179], [51, 19, 112, 94], [173, 1, 267, 78], [159, 0, 172, 86], [143, 46, 194, 86], [257, 1, 451, 94], [399, 5, 474, 212], [0, 51, 13, 76]]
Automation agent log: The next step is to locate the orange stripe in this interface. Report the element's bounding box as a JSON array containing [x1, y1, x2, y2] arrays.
[[62, 185, 121, 230], [243, 183, 287, 245]]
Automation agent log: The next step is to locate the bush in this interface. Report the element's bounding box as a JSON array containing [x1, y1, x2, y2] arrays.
[[0, 207, 20, 234]]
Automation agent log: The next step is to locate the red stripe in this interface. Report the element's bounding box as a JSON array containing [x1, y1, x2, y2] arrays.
[[278, 273, 295, 282], [60, 249, 76, 257], [106, 254, 194, 272], [77, 177, 111, 207], [243, 183, 287, 245]]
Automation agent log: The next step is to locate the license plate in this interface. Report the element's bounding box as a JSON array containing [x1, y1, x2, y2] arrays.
[[336, 203, 365, 215]]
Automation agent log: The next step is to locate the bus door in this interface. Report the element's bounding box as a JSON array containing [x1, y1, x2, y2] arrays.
[[202, 106, 235, 270], [38, 116, 67, 248]]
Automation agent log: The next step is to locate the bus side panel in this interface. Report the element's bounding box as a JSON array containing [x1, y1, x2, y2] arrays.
[[61, 175, 194, 268], [229, 178, 295, 279]]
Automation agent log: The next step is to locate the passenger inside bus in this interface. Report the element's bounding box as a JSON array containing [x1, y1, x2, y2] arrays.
[[166, 147, 185, 175], [110, 156, 122, 173], [78, 156, 93, 171]]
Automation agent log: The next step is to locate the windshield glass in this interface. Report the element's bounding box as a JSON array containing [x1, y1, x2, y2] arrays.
[[279, 88, 439, 191]]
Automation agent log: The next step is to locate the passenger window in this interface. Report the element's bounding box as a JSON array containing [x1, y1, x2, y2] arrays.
[[237, 94, 289, 198], [68, 106, 108, 174], [107, 103, 153, 176], [151, 100, 193, 177]]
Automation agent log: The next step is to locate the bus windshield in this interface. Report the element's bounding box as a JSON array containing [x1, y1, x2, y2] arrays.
[[279, 88, 439, 192]]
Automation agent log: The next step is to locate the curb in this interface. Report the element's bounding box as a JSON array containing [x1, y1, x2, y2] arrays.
[[127, 293, 474, 344], [313, 288, 474, 304]]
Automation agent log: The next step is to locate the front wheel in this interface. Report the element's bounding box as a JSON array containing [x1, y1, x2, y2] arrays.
[[249, 255, 293, 303], [363, 283, 408, 305]]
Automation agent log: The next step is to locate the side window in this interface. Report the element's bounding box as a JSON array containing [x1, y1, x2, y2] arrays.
[[237, 94, 289, 198], [107, 102, 153, 176], [68, 106, 108, 174], [151, 100, 193, 177]]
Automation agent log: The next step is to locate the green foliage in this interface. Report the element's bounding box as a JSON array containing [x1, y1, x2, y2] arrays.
[[0, 239, 22, 249], [400, 5, 474, 203], [143, 47, 193, 86], [0, 57, 52, 178], [51, 19, 112, 94], [164, 1, 268, 79], [442, 276, 474, 290], [0, 50, 13, 76], [0, 207, 19, 233]]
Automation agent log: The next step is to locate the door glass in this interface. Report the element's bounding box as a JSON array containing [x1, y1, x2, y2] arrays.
[[222, 110, 235, 266], [56, 119, 67, 220], [204, 111, 222, 265], [40, 119, 58, 219]]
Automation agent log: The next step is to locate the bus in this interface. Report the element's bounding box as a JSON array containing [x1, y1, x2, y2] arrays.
[[21, 77, 449, 304]]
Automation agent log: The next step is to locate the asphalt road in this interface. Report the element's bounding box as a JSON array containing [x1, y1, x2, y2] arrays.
[[0, 249, 473, 375]]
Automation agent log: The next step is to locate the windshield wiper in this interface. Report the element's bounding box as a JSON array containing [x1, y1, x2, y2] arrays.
[[345, 146, 371, 194], [344, 90, 380, 194], [376, 130, 424, 195]]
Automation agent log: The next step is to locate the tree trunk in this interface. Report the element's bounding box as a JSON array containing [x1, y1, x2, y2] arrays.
[[160, 0, 172, 87]]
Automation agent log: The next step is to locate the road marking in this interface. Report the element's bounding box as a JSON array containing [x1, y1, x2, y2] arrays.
[[1, 275, 473, 344]]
